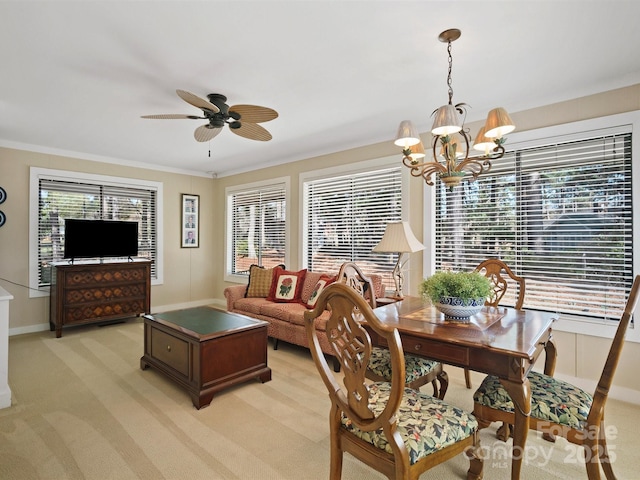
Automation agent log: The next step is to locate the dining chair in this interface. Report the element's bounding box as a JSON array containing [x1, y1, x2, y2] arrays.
[[304, 282, 483, 480], [337, 262, 449, 399], [462, 258, 527, 389], [473, 274, 640, 480]]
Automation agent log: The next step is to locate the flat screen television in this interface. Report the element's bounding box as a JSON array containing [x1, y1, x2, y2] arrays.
[[63, 219, 139, 260]]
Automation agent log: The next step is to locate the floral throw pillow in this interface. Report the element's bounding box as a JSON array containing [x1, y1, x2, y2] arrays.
[[267, 268, 307, 303], [306, 275, 336, 308]]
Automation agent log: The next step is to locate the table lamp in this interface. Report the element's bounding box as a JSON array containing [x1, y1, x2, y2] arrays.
[[372, 221, 425, 298]]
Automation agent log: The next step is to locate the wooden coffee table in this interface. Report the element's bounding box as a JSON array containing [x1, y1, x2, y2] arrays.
[[140, 306, 271, 409]]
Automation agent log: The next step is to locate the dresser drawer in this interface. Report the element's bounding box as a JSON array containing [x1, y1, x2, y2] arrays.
[[150, 328, 189, 376]]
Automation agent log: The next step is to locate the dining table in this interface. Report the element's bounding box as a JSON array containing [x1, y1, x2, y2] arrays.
[[372, 296, 558, 480]]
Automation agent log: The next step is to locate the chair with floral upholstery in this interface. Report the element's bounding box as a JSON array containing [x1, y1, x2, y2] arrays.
[[463, 258, 527, 390], [304, 282, 483, 480], [337, 262, 449, 399], [473, 274, 640, 480]]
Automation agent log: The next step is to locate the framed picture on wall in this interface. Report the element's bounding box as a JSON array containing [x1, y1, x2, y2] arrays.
[[181, 193, 199, 248]]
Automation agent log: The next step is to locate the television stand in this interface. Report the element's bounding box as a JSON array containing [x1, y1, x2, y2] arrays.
[[49, 259, 151, 338]]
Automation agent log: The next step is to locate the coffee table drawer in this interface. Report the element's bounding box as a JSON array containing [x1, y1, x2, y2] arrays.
[[150, 328, 189, 376]]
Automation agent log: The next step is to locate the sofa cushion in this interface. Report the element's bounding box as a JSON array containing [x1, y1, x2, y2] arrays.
[[261, 302, 307, 322], [268, 267, 307, 303], [305, 275, 336, 308], [232, 297, 274, 315], [245, 264, 284, 298]]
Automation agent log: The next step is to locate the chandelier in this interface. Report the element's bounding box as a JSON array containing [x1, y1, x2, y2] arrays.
[[395, 28, 515, 189]]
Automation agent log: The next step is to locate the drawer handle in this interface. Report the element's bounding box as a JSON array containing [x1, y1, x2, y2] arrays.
[[166, 345, 172, 352], [414, 344, 422, 351]]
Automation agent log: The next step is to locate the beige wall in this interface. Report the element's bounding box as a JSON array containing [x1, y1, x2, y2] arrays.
[[214, 84, 640, 403], [2, 84, 640, 402]]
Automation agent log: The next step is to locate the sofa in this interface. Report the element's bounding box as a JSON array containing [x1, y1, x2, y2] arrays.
[[224, 264, 384, 367]]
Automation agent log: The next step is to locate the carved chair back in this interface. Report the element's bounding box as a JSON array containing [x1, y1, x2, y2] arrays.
[[336, 262, 377, 308], [474, 258, 526, 310]]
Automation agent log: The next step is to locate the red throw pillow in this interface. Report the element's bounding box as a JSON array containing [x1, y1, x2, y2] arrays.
[[305, 275, 336, 308], [268, 268, 307, 303]]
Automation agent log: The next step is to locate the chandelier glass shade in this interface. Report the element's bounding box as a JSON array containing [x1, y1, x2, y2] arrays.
[[396, 29, 515, 189]]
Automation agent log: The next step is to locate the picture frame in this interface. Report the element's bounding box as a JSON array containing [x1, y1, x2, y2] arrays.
[[181, 194, 199, 248]]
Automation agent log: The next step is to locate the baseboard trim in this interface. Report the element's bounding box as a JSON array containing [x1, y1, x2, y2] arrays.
[[8, 298, 225, 337]]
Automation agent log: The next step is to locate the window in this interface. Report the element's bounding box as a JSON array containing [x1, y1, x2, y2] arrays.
[[434, 127, 633, 323], [226, 180, 288, 276], [30, 168, 163, 294], [303, 166, 402, 289]]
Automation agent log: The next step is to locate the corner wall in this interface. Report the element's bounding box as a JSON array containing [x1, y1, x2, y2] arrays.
[[0, 148, 217, 335]]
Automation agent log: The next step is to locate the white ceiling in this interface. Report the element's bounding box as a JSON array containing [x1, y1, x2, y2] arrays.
[[2, 1, 640, 178]]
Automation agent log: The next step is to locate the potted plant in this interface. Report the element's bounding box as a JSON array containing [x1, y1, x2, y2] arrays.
[[419, 270, 492, 320]]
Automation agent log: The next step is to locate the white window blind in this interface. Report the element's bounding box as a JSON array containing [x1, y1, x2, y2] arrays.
[[304, 167, 402, 289], [38, 178, 158, 287], [435, 132, 633, 321], [229, 183, 286, 274]]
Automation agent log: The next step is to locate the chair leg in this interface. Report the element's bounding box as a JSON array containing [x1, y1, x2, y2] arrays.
[[332, 356, 341, 373], [465, 436, 484, 480], [430, 380, 439, 399], [329, 409, 344, 480], [464, 368, 472, 389], [496, 423, 513, 442], [599, 421, 616, 480], [584, 445, 602, 480], [437, 371, 449, 400], [273, 338, 279, 350]]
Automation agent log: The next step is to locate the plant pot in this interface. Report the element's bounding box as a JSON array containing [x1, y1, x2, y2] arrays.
[[435, 296, 485, 320]]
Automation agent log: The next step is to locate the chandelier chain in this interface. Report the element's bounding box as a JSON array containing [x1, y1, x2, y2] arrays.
[[447, 40, 454, 105]]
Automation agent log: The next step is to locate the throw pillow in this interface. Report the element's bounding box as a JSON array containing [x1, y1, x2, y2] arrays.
[[305, 275, 336, 309], [268, 267, 307, 303], [245, 264, 285, 298]]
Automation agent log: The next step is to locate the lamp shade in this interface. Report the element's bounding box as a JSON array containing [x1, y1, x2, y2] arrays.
[[372, 221, 425, 253], [483, 107, 515, 139], [431, 104, 462, 136], [472, 126, 494, 153], [394, 120, 421, 147], [408, 141, 426, 161]]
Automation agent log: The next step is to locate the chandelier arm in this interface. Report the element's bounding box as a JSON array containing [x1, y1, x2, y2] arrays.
[[402, 154, 446, 186], [455, 159, 491, 181]]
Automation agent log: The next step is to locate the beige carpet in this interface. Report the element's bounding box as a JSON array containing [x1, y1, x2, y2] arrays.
[[1, 318, 638, 480]]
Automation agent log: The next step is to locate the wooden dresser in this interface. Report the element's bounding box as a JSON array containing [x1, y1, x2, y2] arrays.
[[49, 259, 151, 338]]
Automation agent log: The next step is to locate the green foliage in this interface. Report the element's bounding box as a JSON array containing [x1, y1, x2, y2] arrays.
[[419, 271, 492, 303]]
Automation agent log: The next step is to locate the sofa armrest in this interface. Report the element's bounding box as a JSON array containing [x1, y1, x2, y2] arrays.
[[224, 284, 248, 310]]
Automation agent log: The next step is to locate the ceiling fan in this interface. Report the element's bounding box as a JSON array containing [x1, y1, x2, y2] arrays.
[[142, 90, 278, 142]]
